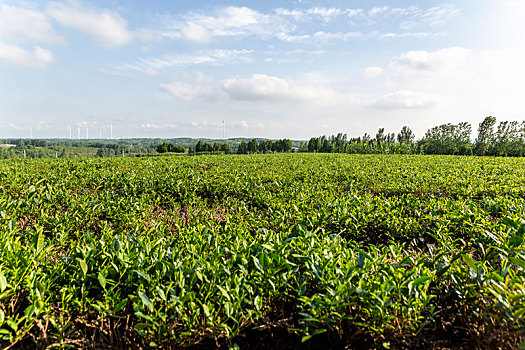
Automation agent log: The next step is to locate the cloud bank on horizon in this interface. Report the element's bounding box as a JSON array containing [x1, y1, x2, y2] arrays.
[[0, 0, 523, 139]]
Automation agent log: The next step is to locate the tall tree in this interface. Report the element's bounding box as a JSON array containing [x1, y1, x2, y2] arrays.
[[237, 141, 247, 154], [247, 139, 258, 153], [474, 116, 496, 156], [421, 122, 472, 155], [397, 126, 415, 144], [195, 141, 204, 153], [375, 128, 386, 145], [494, 120, 520, 156]]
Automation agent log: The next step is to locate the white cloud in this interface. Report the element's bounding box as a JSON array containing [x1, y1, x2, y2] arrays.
[[105, 49, 252, 76], [221, 74, 350, 105], [165, 5, 457, 44], [181, 22, 211, 42], [313, 31, 363, 41], [369, 6, 390, 17], [400, 4, 459, 29], [276, 32, 311, 42], [347, 9, 365, 18], [420, 5, 459, 26], [306, 7, 345, 21], [380, 32, 434, 39], [0, 41, 53, 67], [275, 7, 347, 22], [160, 82, 205, 101], [390, 47, 470, 73], [364, 66, 384, 78], [363, 45, 525, 126], [159, 73, 364, 106], [0, 3, 58, 68], [47, 1, 133, 46], [173, 6, 273, 41], [6, 123, 26, 131], [274, 8, 305, 21], [139, 122, 179, 130], [0, 4, 62, 44], [389, 7, 420, 17], [159, 72, 217, 101], [232, 120, 265, 129], [372, 90, 442, 110]]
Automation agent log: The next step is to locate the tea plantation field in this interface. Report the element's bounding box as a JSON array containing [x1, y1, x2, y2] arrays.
[[1, 154, 524, 348]]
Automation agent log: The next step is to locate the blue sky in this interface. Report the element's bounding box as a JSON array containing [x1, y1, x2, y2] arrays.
[[0, 0, 523, 139]]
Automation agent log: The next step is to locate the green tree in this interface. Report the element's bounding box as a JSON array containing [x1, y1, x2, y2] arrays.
[[237, 141, 248, 154], [375, 128, 386, 145], [397, 126, 415, 144], [173, 145, 185, 153], [195, 141, 204, 153], [421, 122, 472, 155], [156, 142, 175, 153], [494, 120, 520, 156], [308, 137, 320, 152], [247, 139, 258, 153], [474, 116, 496, 156]]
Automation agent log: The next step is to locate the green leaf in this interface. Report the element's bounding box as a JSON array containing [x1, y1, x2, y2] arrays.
[[114, 298, 127, 313], [138, 291, 153, 312], [509, 233, 524, 247], [357, 249, 371, 268], [156, 287, 166, 301], [134, 270, 151, 282], [36, 231, 44, 253], [217, 285, 231, 301], [313, 328, 327, 335], [483, 231, 502, 244], [509, 257, 525, 270], [254, 295, 262, 311], [24, 305, 35, 318], [436, 265, 450, 277], [301, 335, 312, 343], [98, 272, 106, 289], [462, 254, 476, 271], [413, 276, 431, 286], [503, 217, 519, 230], [77, 258, 88, 276], [0, 273, 6, 292], [252, 256, 263, 272], [224, 301, 232, 317], [514, 308, 525, 319], [358, 252, 365, 268], [35, 280, 45, 297], [202, 304, 211, 318]]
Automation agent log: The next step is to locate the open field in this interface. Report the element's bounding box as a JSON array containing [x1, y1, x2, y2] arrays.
[[1, 154, 525, 349]]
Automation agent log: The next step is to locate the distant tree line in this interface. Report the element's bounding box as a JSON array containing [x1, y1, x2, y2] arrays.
[[237, 139, 293, 154], [304, 128, 420, 155], [3, 116, 525, 159], [195, 141, 230, 154], [421, 116, 525, 156], [304, 116, 525, 157], [156, 142, 185, 154]]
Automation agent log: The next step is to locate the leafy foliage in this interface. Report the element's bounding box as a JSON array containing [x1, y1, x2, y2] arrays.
[[0, 154, 524, 348]]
